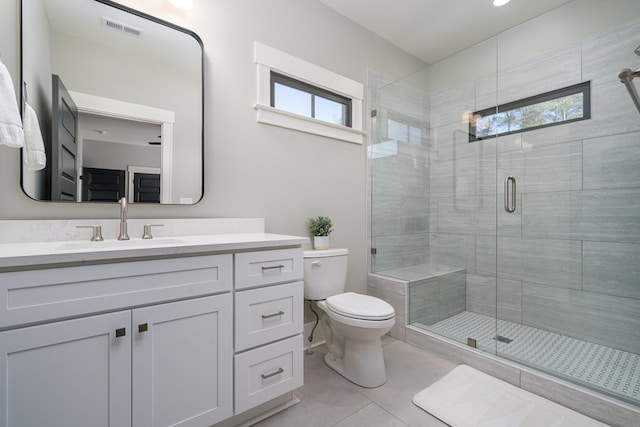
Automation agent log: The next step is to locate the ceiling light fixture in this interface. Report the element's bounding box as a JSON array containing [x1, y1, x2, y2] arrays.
[[168, 0, 193, 10], [493, 0, 511, 6]]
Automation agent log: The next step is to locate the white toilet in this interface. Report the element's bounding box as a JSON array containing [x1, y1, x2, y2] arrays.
[[304, 248, 395, 388]]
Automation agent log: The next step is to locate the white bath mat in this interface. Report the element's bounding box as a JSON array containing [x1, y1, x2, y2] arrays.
[[413, 365, 607, 427]]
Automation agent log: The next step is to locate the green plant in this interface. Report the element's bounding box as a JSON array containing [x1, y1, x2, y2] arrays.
[[308, 216, 333, 236]]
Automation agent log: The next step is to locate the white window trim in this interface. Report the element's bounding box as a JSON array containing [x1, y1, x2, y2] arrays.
[[254, 42, 365, 144]]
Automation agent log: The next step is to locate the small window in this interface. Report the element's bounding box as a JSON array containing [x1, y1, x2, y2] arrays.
[[469, 81, 590, 142], [270, 72, 352, 127]]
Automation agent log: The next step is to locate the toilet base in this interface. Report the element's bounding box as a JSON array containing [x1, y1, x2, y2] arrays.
[[323, 337, 387, 388]]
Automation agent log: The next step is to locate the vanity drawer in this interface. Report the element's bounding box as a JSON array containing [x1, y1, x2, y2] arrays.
[[235, 281, 303, 351], [234, 334, 303, 414], [235, 248, 302, 290], [0, 254, 232, 329]]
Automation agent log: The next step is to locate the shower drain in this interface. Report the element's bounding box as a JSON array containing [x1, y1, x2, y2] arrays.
[[495, 335, 514, 344]]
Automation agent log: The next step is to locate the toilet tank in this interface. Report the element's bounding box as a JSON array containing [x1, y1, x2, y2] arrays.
[[303, 248, 348, 300]]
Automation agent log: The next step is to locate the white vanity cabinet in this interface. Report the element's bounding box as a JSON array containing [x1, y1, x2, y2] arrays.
[[0, 310, 132, 427], [0, 233, 307, 427], [233, 249, 304, 414], [0, 254, 234, 427]]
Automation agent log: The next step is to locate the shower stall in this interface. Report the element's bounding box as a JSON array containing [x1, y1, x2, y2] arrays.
[[368, 0, 640, 413]]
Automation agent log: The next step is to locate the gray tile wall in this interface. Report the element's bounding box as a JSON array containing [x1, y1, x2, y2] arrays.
[[370, 78, 431, 272], [427, 17, 640, 354]]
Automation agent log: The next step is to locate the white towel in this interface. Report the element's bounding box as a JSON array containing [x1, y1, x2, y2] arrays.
[[0, 60, 24, 148], [23, 102, 46, 170]]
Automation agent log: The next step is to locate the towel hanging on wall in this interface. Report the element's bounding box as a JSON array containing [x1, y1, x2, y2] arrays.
[[23, 102, 46, 170], [0, 59, 24, 148]]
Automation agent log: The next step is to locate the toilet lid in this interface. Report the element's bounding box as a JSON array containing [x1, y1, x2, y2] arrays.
[[326, 292, 395, 320]]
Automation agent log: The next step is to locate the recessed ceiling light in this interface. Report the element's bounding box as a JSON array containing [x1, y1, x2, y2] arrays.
[[168, 0, 193, 10], [493, 0, 511, 6]]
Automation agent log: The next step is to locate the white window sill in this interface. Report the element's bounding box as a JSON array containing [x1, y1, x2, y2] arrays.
[[254, 104, 365, 145]]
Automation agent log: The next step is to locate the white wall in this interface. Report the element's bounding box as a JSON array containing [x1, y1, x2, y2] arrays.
[[0, 0, 425, 294]]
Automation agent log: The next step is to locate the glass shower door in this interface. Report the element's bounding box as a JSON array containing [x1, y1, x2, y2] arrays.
[[494, 9, 640, 407]]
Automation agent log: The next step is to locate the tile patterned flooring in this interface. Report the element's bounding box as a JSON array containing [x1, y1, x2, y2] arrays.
[[253, 336, 455, 427], [421, 311, 640, 406]]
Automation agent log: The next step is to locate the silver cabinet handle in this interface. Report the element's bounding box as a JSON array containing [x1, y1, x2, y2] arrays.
[[261, 367, 284, 380], [261, 310, 284, 319], [504, 176, 516, 213], [261, 264, 284, 272]]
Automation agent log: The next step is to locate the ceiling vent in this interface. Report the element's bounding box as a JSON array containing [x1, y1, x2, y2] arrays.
[[101, 17, 143, 37]]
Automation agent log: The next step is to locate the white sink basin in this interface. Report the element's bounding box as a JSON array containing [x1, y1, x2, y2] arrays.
[[55, 238, 186, 251]]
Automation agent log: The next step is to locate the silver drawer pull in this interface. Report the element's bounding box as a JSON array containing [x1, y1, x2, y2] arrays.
[[262, 310, 285, 320], [261, 264, 285, 272], [261, 367, 284, 380]]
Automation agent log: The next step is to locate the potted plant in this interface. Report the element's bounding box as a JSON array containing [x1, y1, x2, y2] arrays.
[[308, 216, 333, 250]]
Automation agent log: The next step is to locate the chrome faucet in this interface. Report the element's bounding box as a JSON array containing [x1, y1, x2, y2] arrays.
[[118, 197, 130, 240]]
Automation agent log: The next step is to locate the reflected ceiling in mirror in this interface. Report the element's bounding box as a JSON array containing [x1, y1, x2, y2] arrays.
[[21, 0, 203, 204]]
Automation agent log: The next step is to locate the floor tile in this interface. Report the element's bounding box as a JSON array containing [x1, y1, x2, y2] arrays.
[[254, 337, 453, 427]]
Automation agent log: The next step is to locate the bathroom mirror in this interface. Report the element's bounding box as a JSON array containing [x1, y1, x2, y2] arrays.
[[20, 0, 203, 204]]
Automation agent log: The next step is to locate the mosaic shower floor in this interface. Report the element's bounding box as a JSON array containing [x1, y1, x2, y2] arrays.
[[415, 311, 640, 406]]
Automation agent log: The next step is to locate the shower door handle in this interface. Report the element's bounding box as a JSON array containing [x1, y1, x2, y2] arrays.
[[504, 176, 516, 213]]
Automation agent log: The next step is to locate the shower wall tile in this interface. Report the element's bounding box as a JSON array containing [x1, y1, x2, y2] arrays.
[[497, 279, 522, 324], [580, 81, 640, 137], [372, 153, 429, 198], [437, 270, 467, 321], [497, 237, 582, 289], [430, 81, 475, 127], [583, 131, 640, 190], [430, 152, 495, 199], [522, 188, 640, 243], [372, 233, 429, 272], [498, 141, 583, 193], [429, 199, 438, 233], [497, 196, 522, 237], [436, 196, 496, 236], [429, 232, 476, 273], [583, 241, 640, 300], [466, 273, 496, 317], [371, 195, 402, 236], [475, 236, 496, 276], [522, 283, 640, 354], [495, 46, 582, 105], [372, 155, 404, 196], [367, 274, 406, 297], [368, 280, 407, 340], [430, 121, 494, 162], [408, 279, 440, 326], [405, 270, 466, 326], [401, 197, 430, 234], [582, 17, 640, 87]]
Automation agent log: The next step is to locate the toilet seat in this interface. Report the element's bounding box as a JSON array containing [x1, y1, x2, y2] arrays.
[[326, 292, 394, 320]]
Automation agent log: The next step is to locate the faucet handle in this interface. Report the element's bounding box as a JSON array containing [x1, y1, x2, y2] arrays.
[[142, 224, 164, 240], [76, 225, 104, 242]]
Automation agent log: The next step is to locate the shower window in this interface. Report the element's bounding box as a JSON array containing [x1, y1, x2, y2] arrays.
[[469, 81, 591, 141]]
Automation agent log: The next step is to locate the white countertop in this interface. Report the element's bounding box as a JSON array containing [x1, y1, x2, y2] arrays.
[[0, 233, 309, 269]]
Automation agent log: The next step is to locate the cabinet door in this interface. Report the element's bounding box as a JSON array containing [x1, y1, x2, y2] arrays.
[[133, 294, 233, 427], [0, 311, 131, 427]]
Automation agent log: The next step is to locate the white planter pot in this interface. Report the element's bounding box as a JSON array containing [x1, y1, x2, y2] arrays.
[[313, 236, 330, 250]]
